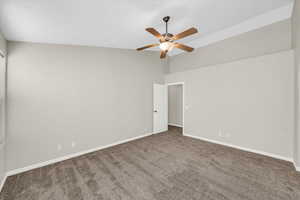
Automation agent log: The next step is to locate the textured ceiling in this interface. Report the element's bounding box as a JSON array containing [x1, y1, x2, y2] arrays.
[[0, 0, 294, 54]]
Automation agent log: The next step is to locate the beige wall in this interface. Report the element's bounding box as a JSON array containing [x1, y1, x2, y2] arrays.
[[0, 144, 6, 184], [293, 0, 300, 166], [166, 50, 295, 159], [6, 41, 165, 171], [168, 85, 183, 126], [169, 20, 292, 73], [0, 31, 6, 189], [0, 144, 4, 189], [0, 32, 6, 57]]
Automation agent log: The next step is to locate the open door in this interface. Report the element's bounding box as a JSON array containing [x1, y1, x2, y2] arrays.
[[153, 84, 168, 134]]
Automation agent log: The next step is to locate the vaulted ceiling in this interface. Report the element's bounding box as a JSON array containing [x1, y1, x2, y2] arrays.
[[0, 0, 294, 55]]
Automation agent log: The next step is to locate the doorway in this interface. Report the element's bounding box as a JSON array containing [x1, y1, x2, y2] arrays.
[[167, 83, 184, 135]]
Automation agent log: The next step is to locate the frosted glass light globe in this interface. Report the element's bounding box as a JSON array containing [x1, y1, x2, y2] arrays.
[[159, 42, 172, 51]]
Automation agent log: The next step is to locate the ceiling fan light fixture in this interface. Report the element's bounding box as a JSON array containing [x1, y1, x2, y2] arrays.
[[136, 16, 198, 58], [159, 41, 172, 51]]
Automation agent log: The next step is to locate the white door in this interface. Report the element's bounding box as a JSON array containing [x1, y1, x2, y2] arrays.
[[153, 84, 168, 133]]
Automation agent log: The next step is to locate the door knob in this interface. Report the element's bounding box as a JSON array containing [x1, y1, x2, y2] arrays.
[[154, 110, 158, 113]]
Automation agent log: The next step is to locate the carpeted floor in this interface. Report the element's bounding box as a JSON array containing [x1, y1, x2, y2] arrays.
[[1, 126, 300, 200]]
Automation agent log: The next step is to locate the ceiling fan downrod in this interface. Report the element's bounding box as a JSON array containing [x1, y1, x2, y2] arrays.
[[163, 16, 170, 35]]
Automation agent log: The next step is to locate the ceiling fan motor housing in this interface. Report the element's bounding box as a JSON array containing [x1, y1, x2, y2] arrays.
[[160, 33, 174, 42], [163, 16, 170, 23]]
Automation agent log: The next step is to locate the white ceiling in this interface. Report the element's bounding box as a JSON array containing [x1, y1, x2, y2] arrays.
[[0, 0, 294, 54]]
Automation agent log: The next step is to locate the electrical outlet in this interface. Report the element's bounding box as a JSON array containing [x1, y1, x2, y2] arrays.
[[219, 129, 231, 138], [71, 141, 76, 148], [218, 129, 223, 137], [57, 144, 62, 151]]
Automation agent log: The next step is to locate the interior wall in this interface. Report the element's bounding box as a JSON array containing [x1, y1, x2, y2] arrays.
[[0, 32, 6, 56], [0, 31, 6, 189], [168, 85, 183, 127], [0, 144, 4, 188], [292, 0, 300, 167], [6, 41, 166, 171], [165, 50, 295, 159], [169, 19, 292, 73]]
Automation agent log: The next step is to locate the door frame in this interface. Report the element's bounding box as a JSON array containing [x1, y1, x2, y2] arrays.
[[167, 82, 185, 134]]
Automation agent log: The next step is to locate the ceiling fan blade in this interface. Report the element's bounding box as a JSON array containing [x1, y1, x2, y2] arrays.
[[146, 28, 163, 39], [172, 27, 198, 41], [160, 50, 168, 59], [168, 43, 175, 51], [136, 44, 159, 51], [174, 43, 194, 52]]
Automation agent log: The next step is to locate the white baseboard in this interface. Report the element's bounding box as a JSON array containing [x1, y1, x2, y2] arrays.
[[152, 129, 168, 134], [184, 133, 295, 164], [5, 131, 300, 179], [7, 132, 153, 176], [168, 123, 183, 128], [292, 161, 300, 172], [0, 174, 8, 193]]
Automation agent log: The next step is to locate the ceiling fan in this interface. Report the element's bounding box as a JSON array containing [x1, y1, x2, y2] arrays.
[[137, 16, 198, 59]]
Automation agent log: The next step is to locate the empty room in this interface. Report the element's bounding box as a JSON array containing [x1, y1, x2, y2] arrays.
[[1, 0, 300, 199]]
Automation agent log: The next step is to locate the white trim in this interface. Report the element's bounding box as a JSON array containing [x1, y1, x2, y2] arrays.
[[167, 82, 185, 134], [167, 82, 185, 86], [6, 132, 153, 176], [0, 174, 8, 193], [152, 129, 168, 134], [169, 3, 294, 56], [168, 123, 183, 128], [292, 161, 300, 172], [3, 131, 299, 183], [184, 133, 294, 163]]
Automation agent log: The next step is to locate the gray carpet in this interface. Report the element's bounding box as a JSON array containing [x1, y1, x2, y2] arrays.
[[1, 126, 300, 200]]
